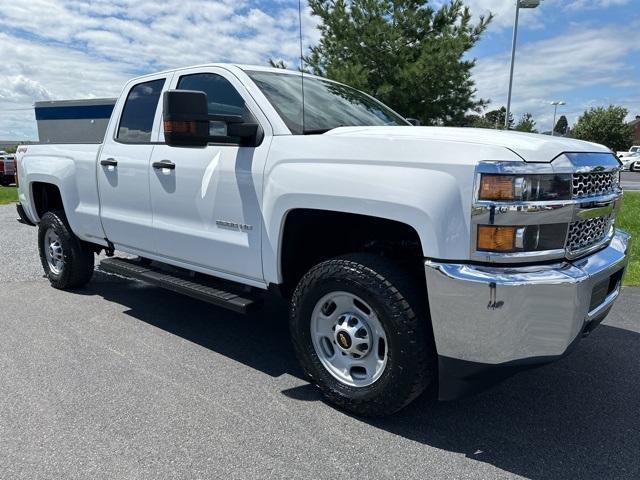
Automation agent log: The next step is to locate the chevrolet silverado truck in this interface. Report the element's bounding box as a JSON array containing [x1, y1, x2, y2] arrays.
[[16, 64, 630, 416]]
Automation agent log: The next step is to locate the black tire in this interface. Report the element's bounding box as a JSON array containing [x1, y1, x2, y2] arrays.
[[38, 211, 95, 289], [289, 253, 436, 417]]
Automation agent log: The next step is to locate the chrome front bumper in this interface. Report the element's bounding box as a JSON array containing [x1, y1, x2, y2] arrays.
[[425, 229, 630, 398]]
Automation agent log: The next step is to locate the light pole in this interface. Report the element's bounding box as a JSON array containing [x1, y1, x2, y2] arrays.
[[505, 0, 542, 129], [550, 101, 566, 136]]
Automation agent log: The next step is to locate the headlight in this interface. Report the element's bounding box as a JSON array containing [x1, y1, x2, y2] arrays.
[[478, 174, 572, 202]]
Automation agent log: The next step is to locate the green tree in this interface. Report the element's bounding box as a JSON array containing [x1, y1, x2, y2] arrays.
[[571, 106, 633, 151], [464, 106, 515, 129], [484, 106, 513, 129], [304, 0, 492, 125], [554, 115, 568, 136], [463, 114, 493, 129], [514, 112, 537, 133]]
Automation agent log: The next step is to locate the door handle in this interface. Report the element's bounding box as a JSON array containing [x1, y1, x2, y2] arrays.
[[153, 161, 175, 170], [100, 158, 118, 167]]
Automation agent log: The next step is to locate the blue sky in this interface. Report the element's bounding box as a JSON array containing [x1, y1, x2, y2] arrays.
[[467, 0, 640, 132], [0, 0, 638, 139]]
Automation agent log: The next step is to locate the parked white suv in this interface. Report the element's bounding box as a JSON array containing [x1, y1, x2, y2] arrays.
[[16, 65, 630, 416]]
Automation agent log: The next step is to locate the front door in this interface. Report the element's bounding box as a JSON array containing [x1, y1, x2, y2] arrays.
[[97, 76, 167, 253], [149, 69, 270, 282]]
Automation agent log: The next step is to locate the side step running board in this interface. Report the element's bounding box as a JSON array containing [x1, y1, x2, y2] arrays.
[[100, 257, 261, 314]]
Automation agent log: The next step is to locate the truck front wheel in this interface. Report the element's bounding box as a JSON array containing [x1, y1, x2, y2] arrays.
[[38, 211, 95, 290], [289, 254, 436, 417]]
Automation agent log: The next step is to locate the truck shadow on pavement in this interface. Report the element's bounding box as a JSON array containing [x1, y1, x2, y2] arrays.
[[86, 271, 639, 480]]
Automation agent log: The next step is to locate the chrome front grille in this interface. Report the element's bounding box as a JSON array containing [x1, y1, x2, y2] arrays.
[[572, 172, 618, 198], [567, 216, 613, 253]]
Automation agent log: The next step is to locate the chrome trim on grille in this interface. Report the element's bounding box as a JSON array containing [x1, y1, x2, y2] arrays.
[[471, 153, 622, 263], [572, 171, 619, 198], [471, 193, 621, 227], [566, 218, 614, 257]]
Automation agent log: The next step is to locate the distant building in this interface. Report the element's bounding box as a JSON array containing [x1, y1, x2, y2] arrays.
[[629, 115, 640, 144], [34, 98, 116, 144]]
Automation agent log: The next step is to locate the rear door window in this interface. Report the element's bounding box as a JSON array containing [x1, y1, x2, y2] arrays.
[[116, 79, 165, 143]]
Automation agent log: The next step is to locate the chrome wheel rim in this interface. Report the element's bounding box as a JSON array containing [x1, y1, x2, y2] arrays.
[[44, 228, 64, 275], [311, 291, 388, 387]]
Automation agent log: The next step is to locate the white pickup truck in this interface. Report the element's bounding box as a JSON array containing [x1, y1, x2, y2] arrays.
[[16, 64, 630, 416]]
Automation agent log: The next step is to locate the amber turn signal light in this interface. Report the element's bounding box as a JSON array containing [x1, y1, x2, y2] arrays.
[[479, 175, 515, 201], [164, 120, 198, 134], [477, 225, 516, 252]]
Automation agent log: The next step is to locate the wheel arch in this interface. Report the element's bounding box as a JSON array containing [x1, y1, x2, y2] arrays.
[[31, 181, 65, 219], [21, 153, 78, 223], [19, 153, 105, 245], [273, 206, 430, 297]]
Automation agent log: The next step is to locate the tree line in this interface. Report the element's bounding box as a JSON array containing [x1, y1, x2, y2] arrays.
[[271, 0, 635, 151], [463, 105, 634, 152]]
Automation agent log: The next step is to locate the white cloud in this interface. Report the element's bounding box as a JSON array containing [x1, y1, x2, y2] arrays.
[[0, 76, 51, 103], [472, 24, 640, 128], [0, 0, 636, 139], [465, 0, 546, 31], [0, 0, 316, 69], [565, 0, 631, 11], [0, 0, 318, 139], [0, 31, 132, 139], [466, 0, 632, 33]]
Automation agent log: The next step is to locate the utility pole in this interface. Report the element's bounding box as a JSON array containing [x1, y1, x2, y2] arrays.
[[505, 0, 542, 129], [550, 101, 566, 136]]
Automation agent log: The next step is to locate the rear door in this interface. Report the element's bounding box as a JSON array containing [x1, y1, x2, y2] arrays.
[[148, 67, 271, 283], [97, 74, 169, 253]]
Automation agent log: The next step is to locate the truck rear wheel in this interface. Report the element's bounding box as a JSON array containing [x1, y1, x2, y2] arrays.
[[38, 211, 95, 289], [289, 254, 435, 417]]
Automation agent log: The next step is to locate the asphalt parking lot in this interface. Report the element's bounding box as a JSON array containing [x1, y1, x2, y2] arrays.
[[1, 204, 639, 480], [621, 171, 640, 191]]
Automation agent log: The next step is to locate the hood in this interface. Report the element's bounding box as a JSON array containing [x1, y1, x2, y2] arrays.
[[325, 126, 611, 163]]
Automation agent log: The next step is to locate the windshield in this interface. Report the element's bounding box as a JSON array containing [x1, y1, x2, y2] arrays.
[[246, 71, 409, 134]]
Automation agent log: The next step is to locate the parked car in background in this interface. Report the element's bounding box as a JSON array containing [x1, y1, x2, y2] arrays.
[[0, 151, 17, 186], [619, 146, 640, 159], [621, 152, 640, 171]]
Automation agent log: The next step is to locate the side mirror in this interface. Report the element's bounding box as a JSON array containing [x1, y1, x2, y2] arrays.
[[406, 118, 421, 126], [163, 90, 262, 147], [163, 90, 210, 147]]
